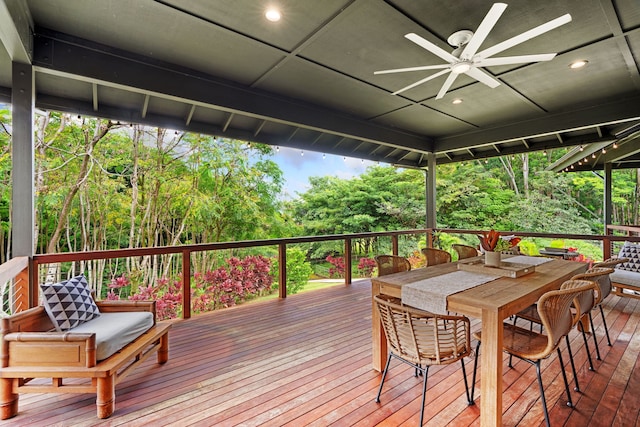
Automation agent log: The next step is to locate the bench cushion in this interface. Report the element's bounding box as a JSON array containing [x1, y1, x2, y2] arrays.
[[610, 269, 640, 289], [71, 311, 154, 360]]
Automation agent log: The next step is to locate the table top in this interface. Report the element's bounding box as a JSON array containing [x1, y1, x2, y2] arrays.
[[371, 256, 588, 319]]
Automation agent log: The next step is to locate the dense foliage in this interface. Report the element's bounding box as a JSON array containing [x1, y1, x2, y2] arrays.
[[2, 108, 640, 316]]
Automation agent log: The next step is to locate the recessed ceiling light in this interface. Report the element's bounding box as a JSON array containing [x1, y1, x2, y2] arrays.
[[265, 8, 281, 22], [452, 98, 463, 104], [569, 60, 588, 69]]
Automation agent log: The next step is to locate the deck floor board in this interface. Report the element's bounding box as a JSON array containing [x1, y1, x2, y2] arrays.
[[3, 279, 639, 426]]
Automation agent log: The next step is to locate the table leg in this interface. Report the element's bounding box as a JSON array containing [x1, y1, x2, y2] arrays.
[[480, 308, 503, 427], [371, 281, 387, 372]]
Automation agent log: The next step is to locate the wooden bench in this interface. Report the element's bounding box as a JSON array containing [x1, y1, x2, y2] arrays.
[[0, 300, 170, 419], [610, 269, 640, 299]]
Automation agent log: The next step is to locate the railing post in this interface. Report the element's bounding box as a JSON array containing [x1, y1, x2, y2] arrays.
[[182, 250, 191, 319], [427, 229, 434, 248], [278, 243, 287, 299], [392, 234, 399, 256], [603, 235, 611, 261], [345, 238, 352, 285], [30, 258, 38, 309]]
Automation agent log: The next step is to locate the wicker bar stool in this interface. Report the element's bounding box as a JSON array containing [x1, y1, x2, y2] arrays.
[[421, 247, 452, 266], [472, 281, 594, 427], [373, 294, 474, 426], [452, 244, 479, 260], [374, 255, 411, 276]]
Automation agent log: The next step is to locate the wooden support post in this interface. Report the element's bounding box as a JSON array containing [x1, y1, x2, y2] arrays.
[[392, 234, 399, 256]]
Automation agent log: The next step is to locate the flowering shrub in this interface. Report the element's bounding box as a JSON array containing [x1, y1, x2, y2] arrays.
[[407, 250, 426, 269], [129, 278, 182, 320], [326, 255, 345, 278], [357, 257, 376, 278], [105, 255, 273, 320], [191, 255, 273, 313]]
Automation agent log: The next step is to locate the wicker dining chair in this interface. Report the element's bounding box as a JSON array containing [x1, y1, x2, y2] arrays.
[[512, 277, 600, 391], [472, 281, 593, 427], [591, 257, 628, 345], [571, 267, 615, 355], [421, 247, 452, 266], [374, 255, 411, 276], [373, 294, 474, 426], [452, 244, 479, 260]]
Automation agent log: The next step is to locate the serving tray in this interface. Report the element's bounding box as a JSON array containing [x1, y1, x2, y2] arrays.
[[457, 258, 535, 278]]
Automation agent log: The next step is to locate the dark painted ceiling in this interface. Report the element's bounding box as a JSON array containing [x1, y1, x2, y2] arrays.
[[1, 0, 640, 170]]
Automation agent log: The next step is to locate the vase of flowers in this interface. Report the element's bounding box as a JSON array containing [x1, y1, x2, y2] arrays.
[[478, 230, 521, 267]]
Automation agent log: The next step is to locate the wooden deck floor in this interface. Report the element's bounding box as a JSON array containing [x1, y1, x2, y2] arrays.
[[3, 279, 640, 426]]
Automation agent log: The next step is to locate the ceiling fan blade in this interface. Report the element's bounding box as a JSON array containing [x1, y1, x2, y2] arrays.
[[436, 72, 460, 99], [374, 64, 451, 75], [476, 53, 557, 67], [466, 67, 501, 88], [405, 33, 458, 63], [477, 14, 572, 59], [460, 3, 508, 60], [392, 69, 451, 95]]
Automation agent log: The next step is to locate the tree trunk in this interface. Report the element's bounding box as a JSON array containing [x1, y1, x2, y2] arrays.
[[45, 119, 114, 253]]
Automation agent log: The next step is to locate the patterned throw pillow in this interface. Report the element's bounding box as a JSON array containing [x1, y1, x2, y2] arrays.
[[617, 242, 640, 272], [40, 275, 101, 331]]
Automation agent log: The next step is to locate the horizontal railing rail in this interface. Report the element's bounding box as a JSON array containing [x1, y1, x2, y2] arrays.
[[3, 227, 639, 318], [30, 229, 433, 317]]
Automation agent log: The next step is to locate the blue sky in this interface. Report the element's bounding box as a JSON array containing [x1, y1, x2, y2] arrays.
[[268, 146, 378, 199]]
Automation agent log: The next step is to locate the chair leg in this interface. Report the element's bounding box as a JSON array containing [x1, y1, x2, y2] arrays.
[[418, 366, 430, 426], [556, 348, 574, 408], [534, 360, 551, 427], [565, 335, 580, 392], [460, 359, 474, 405], [471, 340, 481, 402], [589, 312, 602, 360], [579, 321, 595, 371], [375, 353, 393, 403], [599, 304, 612, 346]]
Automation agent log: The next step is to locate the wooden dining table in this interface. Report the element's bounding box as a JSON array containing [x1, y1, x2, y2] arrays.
[[371, 256, 588, 427]]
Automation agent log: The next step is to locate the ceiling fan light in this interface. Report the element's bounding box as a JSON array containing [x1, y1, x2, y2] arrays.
[[452, 98, 463, 104], [265, 8, 281, 22], [570, 60, 588, 69], [451, 62, 472, 74]]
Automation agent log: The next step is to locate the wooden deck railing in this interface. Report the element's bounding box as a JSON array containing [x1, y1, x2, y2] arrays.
[[2, 227, 639, 318]]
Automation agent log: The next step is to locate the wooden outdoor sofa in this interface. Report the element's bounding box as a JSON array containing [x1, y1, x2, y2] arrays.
[[607, 241, 640, 299], [0, 300, 170, 420]]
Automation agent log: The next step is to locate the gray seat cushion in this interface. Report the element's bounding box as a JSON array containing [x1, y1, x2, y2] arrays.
[[610, 269, 640, 289], [71, 311, 154, 360]]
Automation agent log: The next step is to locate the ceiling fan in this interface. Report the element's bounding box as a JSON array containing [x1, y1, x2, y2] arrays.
[[374, 3, 572, 99]]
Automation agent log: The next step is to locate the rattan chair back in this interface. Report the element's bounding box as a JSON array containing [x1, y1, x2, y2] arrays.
[[452, 244, 479, 260], [593, 257, 629, 269], [375, 255, 411, 276], [373, 294, 471, 365], [421, 248, 452, 266], [560, 279, 598, 323], [571, 267, 615, 304], [534, 281, 593, 357]]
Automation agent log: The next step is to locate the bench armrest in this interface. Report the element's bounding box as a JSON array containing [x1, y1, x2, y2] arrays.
[[3, 331, 97, 368]]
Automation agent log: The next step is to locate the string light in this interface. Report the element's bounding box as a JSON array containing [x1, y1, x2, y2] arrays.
[[592, 153, 596, 158], [300, 150, 304, 156], [602, 148, 606, 154], [579, 145, 584, 151], [613, 142, 618, 149], [276, 146, 279, 152], [322, 153, 326, 159]]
